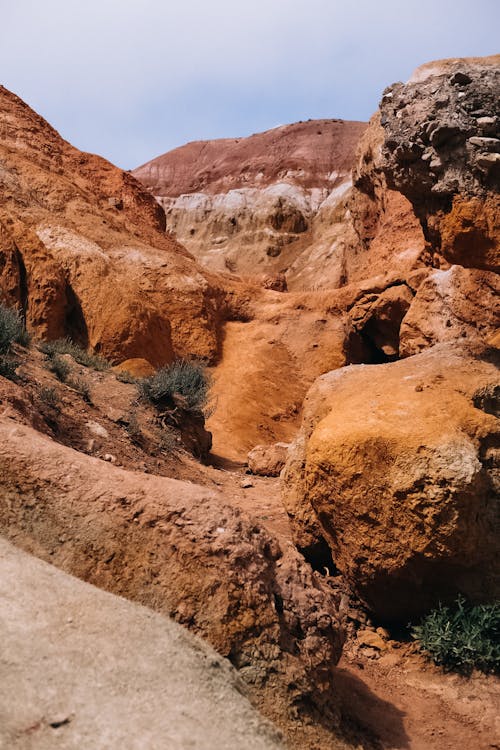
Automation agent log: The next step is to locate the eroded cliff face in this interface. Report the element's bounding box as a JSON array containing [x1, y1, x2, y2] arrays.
[[282, 55, 500, 621], [133, 120, 367, 289], [0, 538, 285, 750], [379, 54, 500, 271], [0, 416, 345, 741], [0, 53, 499, 750], [0, 86, 225, 365]]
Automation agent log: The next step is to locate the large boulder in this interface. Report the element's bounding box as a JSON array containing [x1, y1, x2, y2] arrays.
[[248, 443, 289, 476], [282, 343, 500, 622]]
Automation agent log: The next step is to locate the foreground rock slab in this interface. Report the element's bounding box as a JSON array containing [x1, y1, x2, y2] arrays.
[[283, 343, 500, 621], [0, 537, 283, 750], [0, 417, 344, 745]]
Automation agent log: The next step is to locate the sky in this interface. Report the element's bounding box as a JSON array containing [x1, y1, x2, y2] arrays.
[[0, 0, 498, 170]]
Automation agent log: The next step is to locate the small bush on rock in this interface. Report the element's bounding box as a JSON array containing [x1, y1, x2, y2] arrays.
[[139, 359, 211, 414], [39, 386, 60, 407], [124, 410, 142, 443], [0, 356, 18, 381], [49, 355, 71, 383], [158, 425, 178, 453], [412, 596, 500, 674], [69, 376, 92, 404], [0, 303, 30, 353], [40, 338, 109, 371], [116, 369, 137, 384]]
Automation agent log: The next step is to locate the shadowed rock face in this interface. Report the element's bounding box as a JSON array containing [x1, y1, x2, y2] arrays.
[[399, 265, 500, 357], [282, 343, 500, 622], [379, 55, 500, 271], [133, 120, 368, 288]]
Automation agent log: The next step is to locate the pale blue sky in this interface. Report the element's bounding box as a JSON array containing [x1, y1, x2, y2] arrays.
[[1, 0, 498, 169]]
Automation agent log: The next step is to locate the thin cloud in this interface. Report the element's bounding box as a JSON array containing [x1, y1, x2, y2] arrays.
[[0, 0, 498, 168]]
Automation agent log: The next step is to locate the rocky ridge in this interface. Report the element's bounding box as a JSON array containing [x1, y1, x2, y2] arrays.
[[281, 55, 500, 623], [380, 54, 500, 271], [0, 85, 224, 366]]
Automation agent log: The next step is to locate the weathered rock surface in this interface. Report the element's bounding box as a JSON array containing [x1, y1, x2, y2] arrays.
[[248, 442, 289, 477], [0, 537, 284, 750], [282, 343, 500, 621], [347, 113, 428, 286], [380, 55, 500, 271], [400, 265, 500, 356], [0, 417, 345, 739], [113, 357, 155, 377], [133, 119, 367, 288], [206, 295, 352, 460], [0, 86, 428, 459]]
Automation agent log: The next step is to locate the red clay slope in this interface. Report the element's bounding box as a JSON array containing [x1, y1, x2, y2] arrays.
[[134, 119, 367, 196]]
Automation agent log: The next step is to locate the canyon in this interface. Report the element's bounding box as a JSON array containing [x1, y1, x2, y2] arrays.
[[0, 54, 499, 749]]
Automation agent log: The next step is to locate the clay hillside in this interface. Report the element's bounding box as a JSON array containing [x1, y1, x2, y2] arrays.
[[0, 54, 499, 750], [133, 119, 368, 287]]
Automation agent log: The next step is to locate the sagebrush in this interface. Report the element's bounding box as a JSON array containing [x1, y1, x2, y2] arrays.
[[39, 386, 60, 407], [40, 338, 109, 371], [0, 303, 30, 354], [49, 355, 71, 382], [0, 356, 18, 381], [412, 596, 500, 674], [68, 376, 92, 403], [139, 359, 211, 413]]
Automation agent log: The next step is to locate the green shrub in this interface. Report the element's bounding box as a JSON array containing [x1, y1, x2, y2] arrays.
[[39, 386, 60, 407], [0, 303, 30, 353], [124, 410, 142, 442], [49, 355, 71, 382], [0, 356, 18, 381], [40, 338, 109, 371], [68, 376, 92, 403], [139, 359, 211, 414], [412, 596, 500, 674]]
